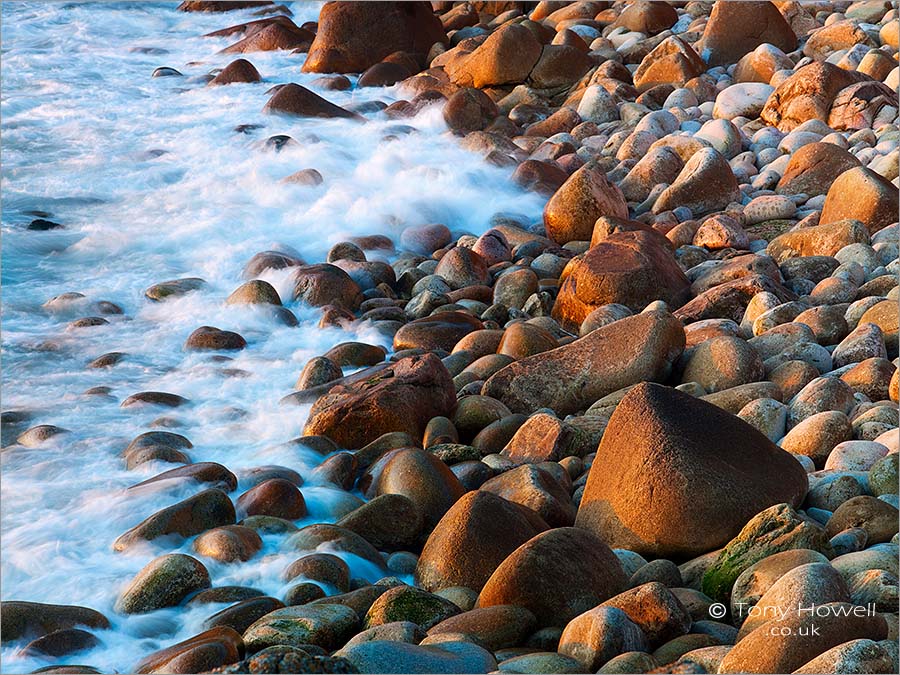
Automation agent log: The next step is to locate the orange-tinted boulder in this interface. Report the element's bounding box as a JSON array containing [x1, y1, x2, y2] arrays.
[[575, 383, 809, 558], [543, 162, 628, 245]]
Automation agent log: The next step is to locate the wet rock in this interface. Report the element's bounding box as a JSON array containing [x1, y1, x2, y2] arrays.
[[416, 490, 547, 593], [21, 628, 101, 658], [302, 1, 445, 74], [577, 383, 807, 558], [553, 231, 690, 328], [371, 447, 465, 530], [292, 263, 363, 310], [336, 639, 496, 674], [242, 603, 359, 651], [210, 58, 261, 85], [653, 148, 740, 216], [484, 311, 684, 416], [543, 162, 628, 245], [226, 280, 281, 305], [443, 87, 498, 133], [194, 525, 263, 563], [0, 602, 110, 642], [113, 488, 236, 551], [145, 277, 206, 301], [133, 626, 244, 674], [305, 354, 456, 448], [213, 645, 356, 674], [185, 326, 247, 351], [116, 553, 210, 614], [202, 596, 284, 635], [237, 478, 306, 520], [338, 494, 423, 551], [15, 424, 69, 447], [283, 168, 324, 186], [243, 250, 304, 278], [263, 83, 359, 119], [477, 527, 627, 627], [296, 356, 343, 390], [283, 553, 350, 592]]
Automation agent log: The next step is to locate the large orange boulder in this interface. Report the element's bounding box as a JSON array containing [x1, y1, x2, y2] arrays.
[[698, 1, 797, 67], [820, 166, 899, 235], [552, 230, 690, 329], [445, 23, 543, 89], [543, 162, 628, 245], [304, 354, 456, 448], [302, 2, 447, 74], [575, 383, 809, 558]]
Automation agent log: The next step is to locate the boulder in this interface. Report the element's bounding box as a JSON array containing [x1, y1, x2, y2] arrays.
[[701, 503, 833, 604], [132, 627, 243, 674], [820, 166, 899, 235], [416, 491, 548, 593], [336, 639, 497, 674], [552, 231, 690, 329], [116, 554, 210, 614], [767, 219, 870, 263], [652, 148, 740, 216], [776, 142, 861, 197], [113, 488, 236, 551], [633, 36, 705, 93], [371, 447, 466, 531], [263, 83, 359, 119], [698, 1, 797, 67], [760, 62, 862, 131], [210, 59, 262, 85], [304, 354, 456, 448], [482, 311, 685, 416], [0, 602, 110, 642], [477, 527, 628, 627], [543, 162, 628, 245], [445, 23, 543, 88], [302, 2, 446, 73], [242, 604, 359, 651], [576, 383, 808, 558]]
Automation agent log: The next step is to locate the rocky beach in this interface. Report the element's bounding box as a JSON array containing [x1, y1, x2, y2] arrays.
[[1, 1, 899, 673]]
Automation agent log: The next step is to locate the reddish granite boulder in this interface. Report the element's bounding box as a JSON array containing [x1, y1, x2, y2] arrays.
[[302, 2, 446, 74], [575, 383, 809, 558], [698, 1, 797, 67], [543, 162, 628, 245], [304, 354, 456, 448], [553, 230, 690, 329]]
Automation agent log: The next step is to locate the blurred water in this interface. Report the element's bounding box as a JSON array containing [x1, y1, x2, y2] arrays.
[[0, 2, 544, 671]]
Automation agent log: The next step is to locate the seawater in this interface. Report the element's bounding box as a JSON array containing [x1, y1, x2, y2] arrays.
[[0, 2, 544, 671]]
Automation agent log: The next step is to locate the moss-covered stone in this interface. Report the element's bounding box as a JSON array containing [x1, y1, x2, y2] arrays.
[[427, 443, 482, 464], [115, 554, 210, 614], [242, 604, 358, 652], [701, 503, 833, 603], [364, 585, 461, 630]]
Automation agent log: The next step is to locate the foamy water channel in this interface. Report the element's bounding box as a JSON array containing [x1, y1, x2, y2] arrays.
[[0, 2, 545, 670]]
